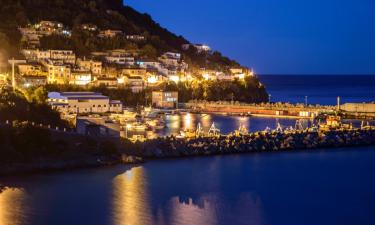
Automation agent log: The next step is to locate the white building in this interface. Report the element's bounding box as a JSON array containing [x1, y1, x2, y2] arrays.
[[162, 52, 181, 60], [194, 44, 211, 53], [21, 49, 76, 64], [50, 50, 76, 64], [48, 92, 123, 114], [182, 44, 211, 53], [105, 56, 134, 65], [70, 69, 92, 86], [126, 35, 146, 41]]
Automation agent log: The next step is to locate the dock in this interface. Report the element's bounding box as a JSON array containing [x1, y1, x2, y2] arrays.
[[183, 101, 375, 119]]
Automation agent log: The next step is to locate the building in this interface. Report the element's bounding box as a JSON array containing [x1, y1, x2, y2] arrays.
[[194, 44, 211, 53], [121, 68, 147, 79], [19, 27, 41, 47], [152, 91, 178, 108], [98, 30, 123, 38], [0, 73, 7, 86], [126, 35, 146, 41], [182, 44, 211, 53], [120, 75, 145, 93], [50, 50, 76, 64], [105, 55, 135, 65], [36, 21, 64, 35], [21, 49, 76, 64], [94, 77, 118, 88], [81, 24, 98, 32], [230, 68, 244, 74], [70, 69, 92, 86], [22, 76, 47, 87], [42, 60, 72, 84], [21, 49, 50, 61], [163, 52, 181, 60], [77, 58, 102, 75], [48, 92, 123, 114], [17, 63, 45, 76]]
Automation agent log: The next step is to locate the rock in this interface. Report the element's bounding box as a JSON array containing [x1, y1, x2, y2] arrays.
[[121, 154, 144, 164]]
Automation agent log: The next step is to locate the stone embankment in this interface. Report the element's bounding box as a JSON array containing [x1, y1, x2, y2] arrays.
[[141, 129, 375, 158]]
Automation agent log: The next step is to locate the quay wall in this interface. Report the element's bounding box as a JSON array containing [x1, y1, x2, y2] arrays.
[[139, 129, 375, 158], [184, 102, 329, 117], [341, 103, 375, 113]]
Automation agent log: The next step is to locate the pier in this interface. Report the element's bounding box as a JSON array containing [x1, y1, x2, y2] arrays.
[[136, 127, 375, 158], [184, 101, 375, 119]]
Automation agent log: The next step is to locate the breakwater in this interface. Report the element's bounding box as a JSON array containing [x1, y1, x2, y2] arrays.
[[140, 129, 375, 158]]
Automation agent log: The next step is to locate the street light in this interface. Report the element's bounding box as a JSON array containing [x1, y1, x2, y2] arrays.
[[305, 96, 308, 106], [125, 124, 132, 139], [268, 94, 272, 103]]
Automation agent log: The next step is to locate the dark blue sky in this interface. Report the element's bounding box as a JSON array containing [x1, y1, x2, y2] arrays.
[[125, 0, 375, 75]]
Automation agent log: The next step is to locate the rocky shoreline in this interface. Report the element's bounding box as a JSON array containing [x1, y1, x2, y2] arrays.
[[1, 129, 374, 176], [141, 129, 375, 158]]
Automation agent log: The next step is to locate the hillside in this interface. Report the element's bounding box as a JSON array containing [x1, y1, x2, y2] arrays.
[[0, 0, 240, 71], [0, 0, 268, 103]]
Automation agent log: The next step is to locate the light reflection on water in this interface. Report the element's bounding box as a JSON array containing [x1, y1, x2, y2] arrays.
[[1, 146, 375, 225], [110, 165, 265, 225], [112, 167, 152, 225], [0, 188, 27, 225], [159, 114, 299, 136]]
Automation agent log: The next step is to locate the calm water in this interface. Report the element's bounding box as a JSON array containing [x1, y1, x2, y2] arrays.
[[259, 75, 375, 105], [1, 147, 375, 225], [1, 75, 375, 225]]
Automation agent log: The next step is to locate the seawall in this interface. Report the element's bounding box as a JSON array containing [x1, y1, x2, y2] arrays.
[[140, 129, 375, 158]]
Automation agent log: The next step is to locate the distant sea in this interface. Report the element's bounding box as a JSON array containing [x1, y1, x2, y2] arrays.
[[259, 75, 375, 105]]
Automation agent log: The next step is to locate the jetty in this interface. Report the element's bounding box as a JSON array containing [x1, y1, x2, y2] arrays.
[[135, 125, 375, 158], [184, 100, 375, 119]]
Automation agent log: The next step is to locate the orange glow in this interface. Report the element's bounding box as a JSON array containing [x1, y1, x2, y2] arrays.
[[112, 167, 152, 225], [0, 188, 27, 225]]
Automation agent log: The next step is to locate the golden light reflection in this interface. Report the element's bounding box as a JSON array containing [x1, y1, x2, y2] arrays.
[[0, 187, 27, 225], [167, 115, 181, 134], [200, 114, 212, 130], [169, 193, 265, 225], [112, 167, 152, 225], [182, 113, 195, 131], [237, 116, 250, 130]]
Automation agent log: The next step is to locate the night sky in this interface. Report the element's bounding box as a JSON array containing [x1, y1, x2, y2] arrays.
[[125, 0, 375, 75]]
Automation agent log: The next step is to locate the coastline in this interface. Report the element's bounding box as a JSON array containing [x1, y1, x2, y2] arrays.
[[3, 128, 374, 176]]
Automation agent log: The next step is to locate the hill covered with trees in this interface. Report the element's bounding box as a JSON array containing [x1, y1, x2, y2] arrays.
[[0, 0, 240, 70], [0, 0, 268, 103]]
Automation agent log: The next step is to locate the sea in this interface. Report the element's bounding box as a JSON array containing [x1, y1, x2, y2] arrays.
[[1, 75, 375, 225]]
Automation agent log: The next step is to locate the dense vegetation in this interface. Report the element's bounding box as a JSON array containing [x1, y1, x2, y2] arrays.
[[0, 121, 119, 163], [0, 87, 68, 127], [0, 87, 120, 163], [167, 77, 269, 103]]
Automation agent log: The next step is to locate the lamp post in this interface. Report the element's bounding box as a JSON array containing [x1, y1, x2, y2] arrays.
[[8, 58, 16, 91], [268, 94, 272, 103], [305, 96, 308, 106], [8, 58, 26, 92], [125, 124, 132, 139]]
